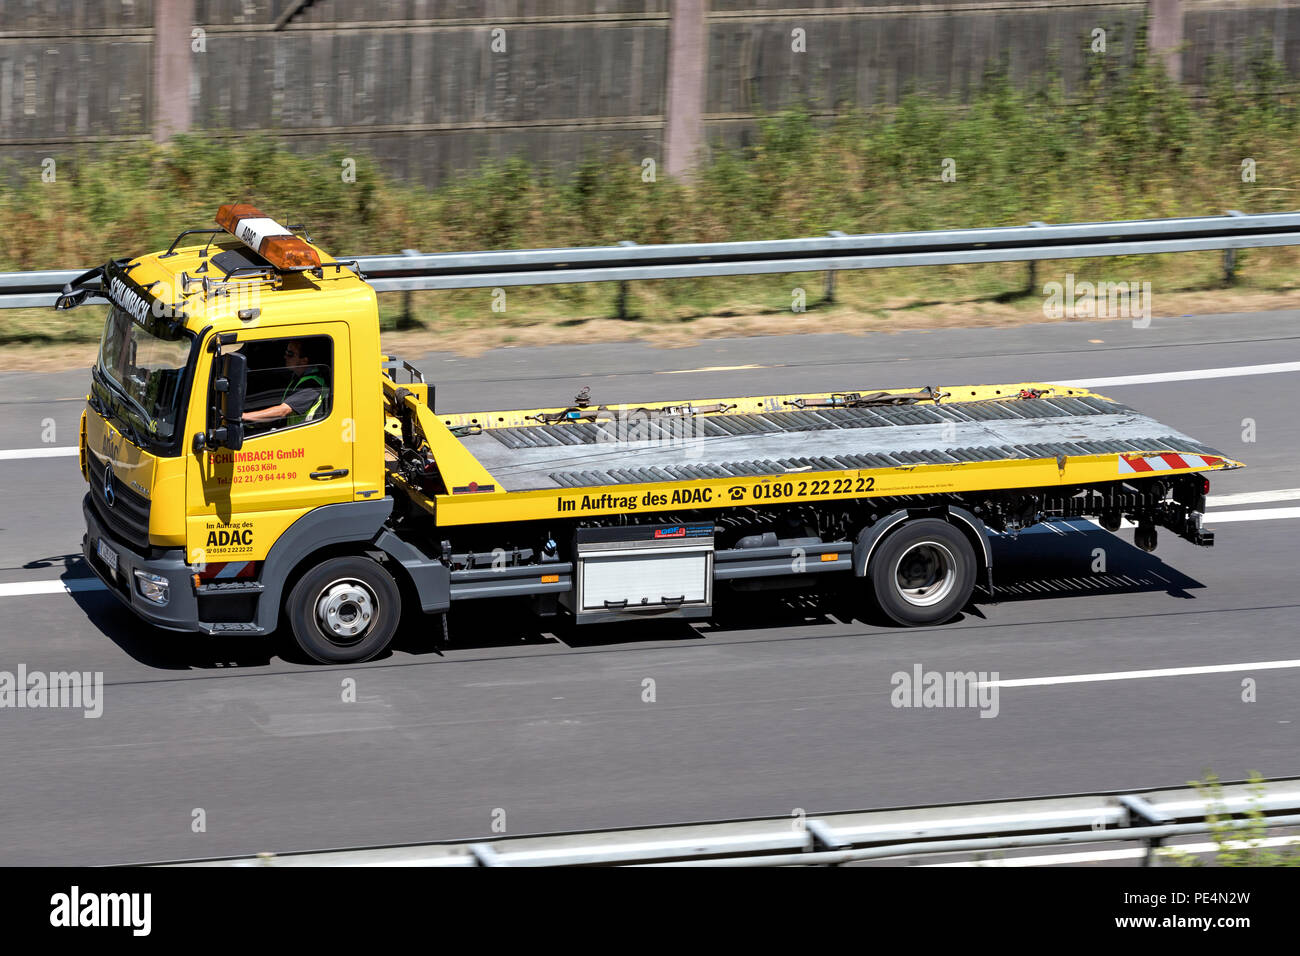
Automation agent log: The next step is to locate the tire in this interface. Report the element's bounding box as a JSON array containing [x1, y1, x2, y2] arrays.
[[287, 555, 401, 663], [868, 518, 977, 626]]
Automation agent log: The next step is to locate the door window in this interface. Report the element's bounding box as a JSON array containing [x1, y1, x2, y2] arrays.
[[235, 335, 334, 438]]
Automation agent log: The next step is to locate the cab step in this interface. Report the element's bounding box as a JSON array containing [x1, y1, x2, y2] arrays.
[[202, 622, 266, 634], [195, 581, 265, 595]]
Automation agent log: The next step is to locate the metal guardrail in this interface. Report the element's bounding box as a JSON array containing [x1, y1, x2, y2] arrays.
[[5, 211, 1300, 310], [164, 778, 1300, 867]]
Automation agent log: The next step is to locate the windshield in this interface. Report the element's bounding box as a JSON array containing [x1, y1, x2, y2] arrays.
[[95, 306, 194, 447]]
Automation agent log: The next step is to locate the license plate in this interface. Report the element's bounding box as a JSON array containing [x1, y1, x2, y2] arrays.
[[96, 538, 119, 574]]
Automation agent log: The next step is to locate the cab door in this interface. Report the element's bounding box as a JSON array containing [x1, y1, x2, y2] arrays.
[[186, 323, 353, 566]]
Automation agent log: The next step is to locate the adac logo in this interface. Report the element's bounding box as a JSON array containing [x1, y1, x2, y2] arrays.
[[206, 528, 253, 548], [102, 462, 116, 507]]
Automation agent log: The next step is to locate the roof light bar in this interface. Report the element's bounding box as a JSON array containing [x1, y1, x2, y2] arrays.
[[215, 204, 321, 271]]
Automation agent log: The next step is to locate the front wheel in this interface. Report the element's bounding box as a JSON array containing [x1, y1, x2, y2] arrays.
[[869, 518, 977, 626], [287, 555, 401, 663]]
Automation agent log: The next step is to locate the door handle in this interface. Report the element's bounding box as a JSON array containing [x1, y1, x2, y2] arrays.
[[310, 468, 349, 480]]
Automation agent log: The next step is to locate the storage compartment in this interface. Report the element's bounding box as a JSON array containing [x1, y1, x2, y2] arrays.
[[568, 523, 714, 623], [582, 549, 710, 610]]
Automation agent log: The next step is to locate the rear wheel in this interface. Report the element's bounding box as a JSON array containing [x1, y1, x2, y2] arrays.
[[869, 518, 977, 626], [288, 556, 401, 663]]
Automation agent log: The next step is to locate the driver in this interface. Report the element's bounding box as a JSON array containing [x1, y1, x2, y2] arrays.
[[242, 339, 329, 426]]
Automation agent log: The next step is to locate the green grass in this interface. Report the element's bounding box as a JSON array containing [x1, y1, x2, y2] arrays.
[[3, 31, 1299, 347], [1160, 772, 1300, 867]]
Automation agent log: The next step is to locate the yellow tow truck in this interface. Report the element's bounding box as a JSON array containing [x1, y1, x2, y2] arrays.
[[65, 205, 1242, 662]]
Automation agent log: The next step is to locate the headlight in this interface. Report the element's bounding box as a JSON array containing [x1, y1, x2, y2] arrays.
[[134, 570, 170, 606]]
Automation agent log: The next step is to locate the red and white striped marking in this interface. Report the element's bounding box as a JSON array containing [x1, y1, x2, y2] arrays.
[[1119, 452, 1222, 474], [201, 561, 255, 580]]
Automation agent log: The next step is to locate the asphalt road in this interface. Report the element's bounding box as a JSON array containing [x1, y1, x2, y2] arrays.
[[0, 310, 1297, 865]]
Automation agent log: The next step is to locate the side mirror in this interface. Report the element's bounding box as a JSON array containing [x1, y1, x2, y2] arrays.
[[196, 350, 248, 452], [54, 290, 89, 311], [220, 350, 248, 428]]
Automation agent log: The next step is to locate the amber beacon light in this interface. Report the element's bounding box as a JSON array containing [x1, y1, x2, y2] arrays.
[[215, 203, 322, 271]]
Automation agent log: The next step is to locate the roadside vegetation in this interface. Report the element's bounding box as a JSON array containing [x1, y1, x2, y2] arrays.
[[1160, 772, 1300, 867], [2, 32, 1298, 356]]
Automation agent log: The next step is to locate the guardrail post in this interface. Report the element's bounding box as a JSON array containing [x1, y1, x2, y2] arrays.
[[805, 819, 849, 866], [1026, 222, 1047, 295], [468, 843, 505, 867], [400, 249, 420, 328], [823, 231, 846, 304], [616, 240, 637, 318], [1118, 794, 1172, 866], [1223, 210, 1246, 284]]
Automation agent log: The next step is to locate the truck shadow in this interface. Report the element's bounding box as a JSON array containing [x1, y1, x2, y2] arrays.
[[69, 522, 1205, 667], [981, 521, 1203, 604], [418, 524, 1205, 649], [700, 521, 1204, 634], [65, 561, 282, 670], [389, 604, 709, 654], [20, 552, 84, 573]]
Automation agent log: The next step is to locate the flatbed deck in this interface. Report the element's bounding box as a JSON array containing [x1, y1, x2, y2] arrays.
[[464, 394, 1227, 491], [385, 381, 1242, 526]]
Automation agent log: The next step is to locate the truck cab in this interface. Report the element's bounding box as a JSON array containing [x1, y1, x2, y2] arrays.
[[75, 207, 394, 651]]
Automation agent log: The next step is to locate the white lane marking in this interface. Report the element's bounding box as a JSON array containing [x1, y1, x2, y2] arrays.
[[1, 363, 1294, 460], [657, 364, 765, 374], [1083, 516, 1139, 530], [924, 835, 1300, 867], [1055, 361, 1300, 388], [0, 579, 106, 597], [1079, 505, 1300, 531], [0, 446, 79, 461], [1, 508, 1298, 598], [1205, 507, 1300, 523], [979, 659, 1300, 689], [1209, 488, 1300, 506], [0, 492, 1295, 598]]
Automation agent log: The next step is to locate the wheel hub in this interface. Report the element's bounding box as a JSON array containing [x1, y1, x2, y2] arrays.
[[316, 580, 376, 642], [893, 541, 957, 608]]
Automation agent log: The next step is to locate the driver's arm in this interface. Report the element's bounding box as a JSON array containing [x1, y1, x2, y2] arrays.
[[242, 403, 292, 422]]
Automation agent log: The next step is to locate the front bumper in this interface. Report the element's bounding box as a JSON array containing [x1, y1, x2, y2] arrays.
[[81, 494, 202, 633]]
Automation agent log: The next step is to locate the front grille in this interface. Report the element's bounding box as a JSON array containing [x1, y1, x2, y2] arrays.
[[87, 451, 151, 550]]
